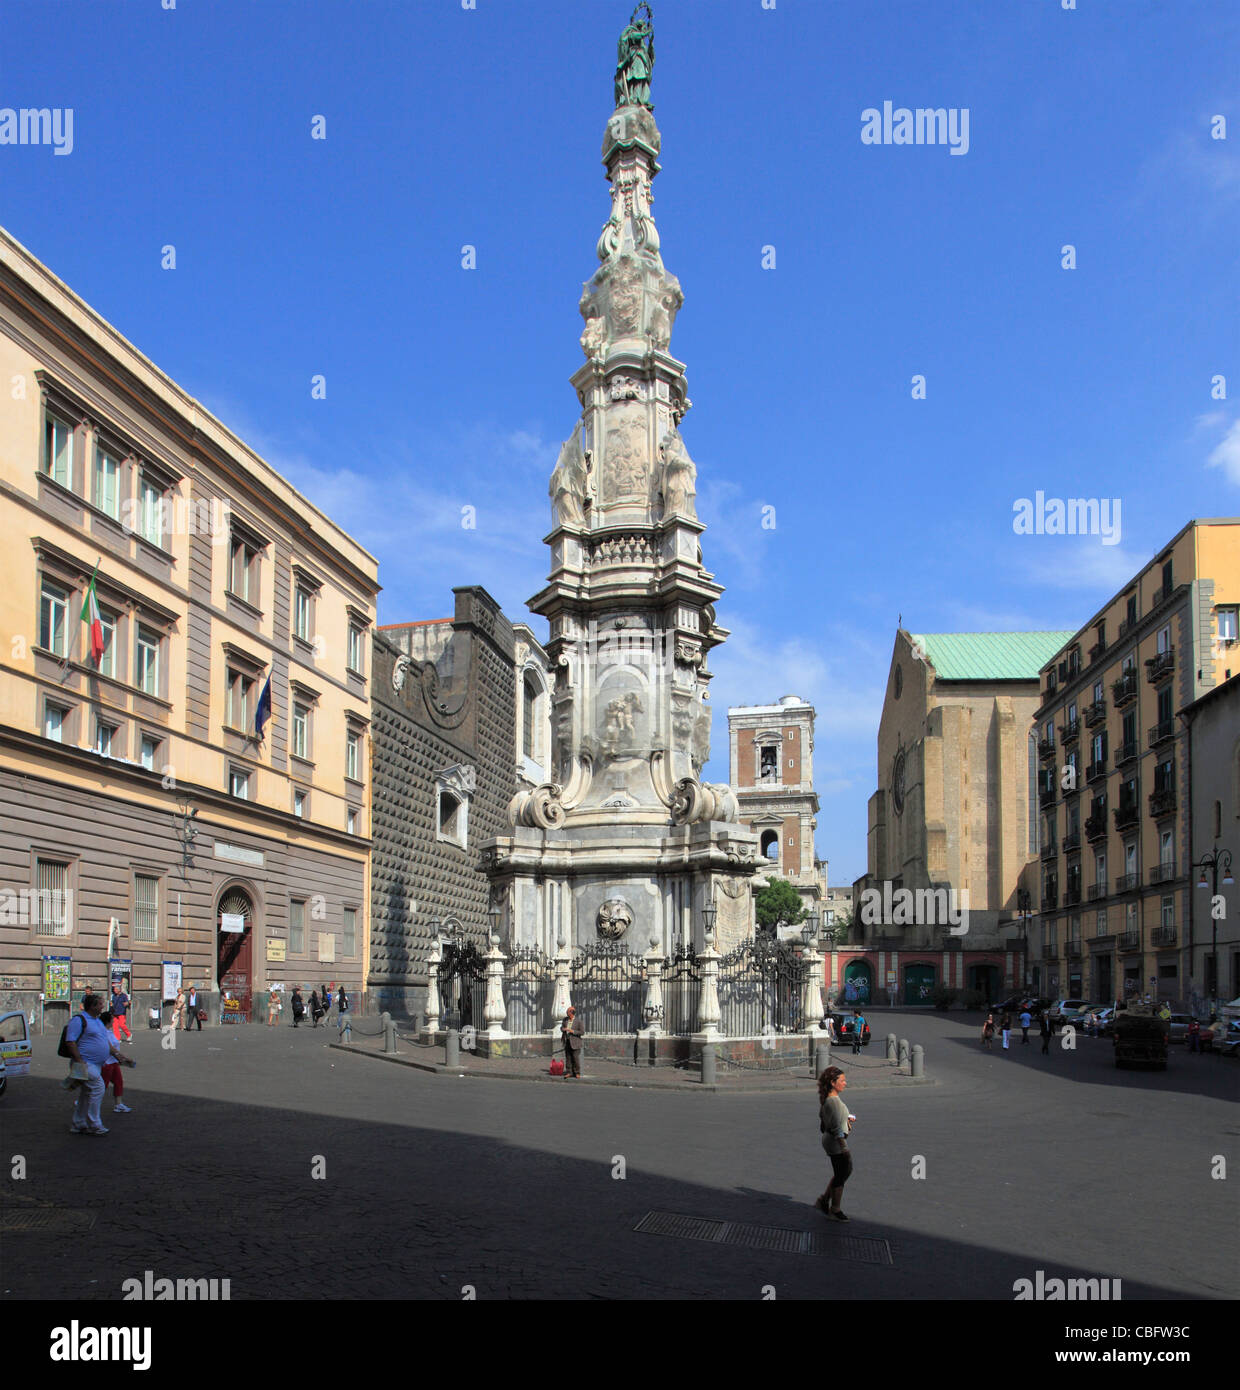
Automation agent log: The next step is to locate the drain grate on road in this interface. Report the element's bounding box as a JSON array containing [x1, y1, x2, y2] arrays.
[[1, 1206, 96, 1233], [633, 1210, 892, 1264]]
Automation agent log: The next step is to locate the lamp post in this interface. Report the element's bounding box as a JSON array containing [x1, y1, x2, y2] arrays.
[[1017, 885, 1032, 992], [488, 900, 503, 942], [1192, 846, 1234, 1014]]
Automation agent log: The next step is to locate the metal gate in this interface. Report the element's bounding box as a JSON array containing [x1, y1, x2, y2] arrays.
[[570, 940, 646, 1034], [505, 944, 554, 1034], [718, 936, 807, 1036], [438, 939, 487, 1032], [661, 943, 701, 1036]]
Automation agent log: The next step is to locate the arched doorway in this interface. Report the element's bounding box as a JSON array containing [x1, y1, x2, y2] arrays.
[[842, 959, 872, 1004], [968, 962, 1001, 1004], [904, 962, 936, 1005], [217, 887, 255, 1023]]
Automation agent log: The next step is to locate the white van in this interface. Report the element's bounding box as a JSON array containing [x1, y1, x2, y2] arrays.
[[0, 1010, 33, 1096]]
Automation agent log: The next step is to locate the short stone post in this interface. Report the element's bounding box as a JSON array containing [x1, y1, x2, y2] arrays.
[[813, 1037, 830, 1077], [550, 936, 572, 1045], [640, 935, 664, 1036], [886, 1032, 898, 1063], [700, 1041, 716, 1086], [899, 1037, 910, 1068], [911, 1043, 924, 1077], [481, 934, 509, 1042], [695, 934, 721, 1041], [381, 1011, 395, 1054], [445, 1026, 460, 1066], [424, 936, 443, 1035]]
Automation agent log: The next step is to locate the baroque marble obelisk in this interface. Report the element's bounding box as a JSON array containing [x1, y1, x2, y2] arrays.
[[481, 5, 760, 956]]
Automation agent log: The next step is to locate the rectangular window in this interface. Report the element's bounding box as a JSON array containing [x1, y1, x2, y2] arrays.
[[290, 899, 305, 954], [226, 670, 254, 731], [33, 858, 71, 937], [293, 790, 307, 819], [1092, 680, 1103, 703], [343, 907, 357, 957], [1157, 686, 1172, 725], [1125, 842, 1137, 875], [292, 704, 310, 760], [95, 720, 117, 758], [97, 608, 117, 679], [1157, 624, 1171, 654], [1161, 895, 1174, 929], [1125, 593, 1137, 627], [140, 735, 159, 771], [135, 625, 160, 696], [229, 766, 250, 800], [294, 586, 312, 642], [94, 444, 122, 519], [1160, 829, 1173, 866], [1161, 560, 1173, 595], [229, 539, 257, 604], [1096, 909, 1107, 936], [346, 731, 361, 782], [1217, 607, 1238, 642], [138, 475, 163, 546], [44, 703, 67, 742], [348, 625, 363, 674], [40, 578, 68, 656], [347, 809, 358, 836], [134, 874, 159, 943], [43, 412, 74, 486]]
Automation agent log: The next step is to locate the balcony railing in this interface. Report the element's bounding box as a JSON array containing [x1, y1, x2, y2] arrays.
[[1087, 881, 1108, 901], [1150, 581, 1175, 611], [1086, 759, 1108, 784], [1084, 809, 1108, 842], [1114, 872, 1139, 893], [1114, 800, 1140, 830], [1065, 939, 1083, 960], [1040, 840, 1059, 862], [1115, 739, 1138, 766], [1152, 925, 1177, 948], [1039, 784, 1057, 807], [1117, 616, 1135, 639], [1145, 649, 1175, 684], [1112, 671, 1139, 707], [1042, 942, 1059, 960], [1088, 640, 1107, 664], [1064, 886, 1082, 907], [1148, 721, 1175, 748], [1149, 787, 1177, 819], [1149, 861, 1177, 885], [1063, 830, 1081, 853], [1084, 699, 1108, 728], [1037, 737, 1056, 761], [1041, 892, 1058, 912], [1117, 930, 1140, 952], [1059, 719, 1080, 746]]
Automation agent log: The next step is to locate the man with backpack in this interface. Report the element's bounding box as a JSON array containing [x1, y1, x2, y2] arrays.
[[62, 993, 132, 1135]]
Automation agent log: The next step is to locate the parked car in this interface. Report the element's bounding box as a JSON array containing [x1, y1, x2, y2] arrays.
[[0, 1010, 33, 1097], [1059, 1004, 1098, 1031], [1201, 1017, 1240, 1053], [1165, 1013, 1202, 1044], [1048, 998, 1089, 1025], [1085, 1006, 1118, 1036]]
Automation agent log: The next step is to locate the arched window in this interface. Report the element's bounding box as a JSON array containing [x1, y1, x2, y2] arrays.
[[523, 677, 537, 760], [760, 829, 779, 861]]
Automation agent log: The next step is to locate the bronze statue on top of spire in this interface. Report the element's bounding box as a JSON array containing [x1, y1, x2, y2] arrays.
[[614, 4, 654, 109]]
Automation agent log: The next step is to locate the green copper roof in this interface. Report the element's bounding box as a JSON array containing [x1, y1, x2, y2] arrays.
[[908, 632, 1074, 681]]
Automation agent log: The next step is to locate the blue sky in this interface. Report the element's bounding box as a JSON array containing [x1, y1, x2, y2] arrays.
[[4, 0, 1237, 884]]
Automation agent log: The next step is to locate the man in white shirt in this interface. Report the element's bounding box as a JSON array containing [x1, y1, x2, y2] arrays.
[[65, 993, 128, 1135]]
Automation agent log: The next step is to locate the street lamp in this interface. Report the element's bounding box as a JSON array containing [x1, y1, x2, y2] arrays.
[[801, 909, 820, 948], [487, 900, 502, 942], [701, 899, 716, 946], [1017, 885, 1032, 990], [1192, 846, 1234, 1014]]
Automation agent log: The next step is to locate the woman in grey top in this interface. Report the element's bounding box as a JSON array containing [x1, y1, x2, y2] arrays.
[[816, 1064, 855, 1222]]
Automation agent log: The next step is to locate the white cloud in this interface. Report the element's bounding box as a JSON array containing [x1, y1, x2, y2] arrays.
[[1206, 418, 1240, 485]]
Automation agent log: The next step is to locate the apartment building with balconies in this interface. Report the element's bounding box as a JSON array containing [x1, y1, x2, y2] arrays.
[[1031, 519, 1240, 1006], [0, 226, 379, 1026]]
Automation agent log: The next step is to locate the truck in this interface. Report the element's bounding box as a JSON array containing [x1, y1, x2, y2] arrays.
[[1112, 1001, 1169, 1069]]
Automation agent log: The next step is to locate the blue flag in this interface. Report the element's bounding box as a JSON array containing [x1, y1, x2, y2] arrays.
[[254, 673, 272, 741]]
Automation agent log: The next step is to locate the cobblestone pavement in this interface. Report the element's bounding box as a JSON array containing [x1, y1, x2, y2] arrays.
[[2, 1010, 1236, 1301]]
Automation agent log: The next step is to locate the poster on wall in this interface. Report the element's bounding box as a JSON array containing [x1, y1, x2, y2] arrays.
[[42, 955, 71, 1003], [161, 960, 183, 1001], [317, 933, 336, 963], [266, 937, 286, 961], [109, 959, 133, 996], [220, 912, 246, 933]]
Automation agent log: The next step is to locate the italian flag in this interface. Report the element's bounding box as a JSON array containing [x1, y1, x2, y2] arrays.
[[83, 567, 105, 666]]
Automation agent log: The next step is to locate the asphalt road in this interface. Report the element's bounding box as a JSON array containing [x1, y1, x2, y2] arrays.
[[3, 1009, 1237, 1301]]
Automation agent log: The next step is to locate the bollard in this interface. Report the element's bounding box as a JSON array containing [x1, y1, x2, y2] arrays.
[[700, 1041, 716, 1086], [898, 1037, 909, 1068], [911, 1043, 924, 1078], [886, 1033, 898, 1064], [381, 1011, 395, 1055], [445, 1026, 460, 1068], [815, 1039, 830, 1077]]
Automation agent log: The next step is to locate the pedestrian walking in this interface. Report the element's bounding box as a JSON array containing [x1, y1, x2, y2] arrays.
[[851, 1009, 867, 1056], [560, 1005, 583, 1078], [309, 990, 324, 1028], [336, 985, 349, 1018], [1187, 1018, 1201, 1053], [1020, 1008, 1031, 1044], [98, 1012, 134, 1113], [171, 986, 187, 1032], [267, 989, 282, 1027], [184, 983, 203, 1030], [823, 1011, 837, 1045], [109, 983, 132, 1042], [1001, 1011, 1012, 1049], [291, 987, 305, 1028], [982, 1013, 995, 1050], [1040, 1011, 1052, 1054], [320, 983, 332, 1021], [63, 994, 132, 1134], [815, 1064, 855, 1222]]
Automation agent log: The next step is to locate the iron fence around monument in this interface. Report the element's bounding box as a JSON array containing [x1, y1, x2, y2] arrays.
[[570, 939, 646, 1035], [504, 944, 555, 1034], [661, 944, 701, 1036], [438, 940, 487, 1033], [717, 937, 808, 1037]]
